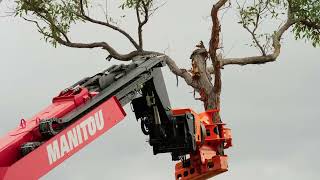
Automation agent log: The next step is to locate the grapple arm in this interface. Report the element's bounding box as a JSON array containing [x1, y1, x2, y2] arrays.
[[0, 55, 232, 180]]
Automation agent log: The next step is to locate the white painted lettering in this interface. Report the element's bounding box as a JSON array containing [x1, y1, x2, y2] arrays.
[[60, 135, 70, 157], [76, 125, 83, 145], [67, 128, 79, 150], [87, 116, 97, 136], [47, 140, 60, 165], [80, 121, 89, 141], [95, 110, 104, 130], [46, 109, 106, 165]]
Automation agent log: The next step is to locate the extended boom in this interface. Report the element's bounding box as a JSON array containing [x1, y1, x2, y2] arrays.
[[0, 55, 232, 180]]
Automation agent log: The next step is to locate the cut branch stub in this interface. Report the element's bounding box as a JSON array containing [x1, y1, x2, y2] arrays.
[[190, 48, 214, 110]]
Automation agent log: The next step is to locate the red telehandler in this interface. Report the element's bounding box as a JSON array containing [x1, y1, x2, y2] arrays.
[[0, 55, 232, 180]]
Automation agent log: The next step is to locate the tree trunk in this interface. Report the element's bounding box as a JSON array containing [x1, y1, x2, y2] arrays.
[[208, 2, 224, 122], [190, 49, 220, 121]]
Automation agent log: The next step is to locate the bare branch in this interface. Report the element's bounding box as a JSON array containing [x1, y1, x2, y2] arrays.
[[135, 1, 143, 50], [79, 0, 140, 50], [55, 38, 137, 60], [214, 0, 229, 9], [207, 0, 229, 111], [243, 25, 267, 56], [135, 1, 142, 25], [131, 53, 201, 91], [55, 34, 161, 61], [27, 6, 71, 43], [135, 0, 150, 50], [22, 17, 53, 39], [149, 1, 167, 17], [239, 0, 267, 56], [140, 1, 150, 26], [222, 11, 296, 66], [24, 1, 156, 61], [162, 55, 200, 90]]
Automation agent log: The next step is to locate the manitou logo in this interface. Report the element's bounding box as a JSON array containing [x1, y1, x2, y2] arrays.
[[46, 110, 105, 165]]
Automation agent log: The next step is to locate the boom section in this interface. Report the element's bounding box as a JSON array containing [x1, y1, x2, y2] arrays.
[[0, 55, 168, 179]]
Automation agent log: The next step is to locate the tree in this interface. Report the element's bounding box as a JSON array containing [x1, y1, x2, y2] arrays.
[[11, 0, 320, 122]]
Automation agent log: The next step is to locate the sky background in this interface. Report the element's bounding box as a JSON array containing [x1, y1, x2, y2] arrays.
[[0, 0, 319, 179]]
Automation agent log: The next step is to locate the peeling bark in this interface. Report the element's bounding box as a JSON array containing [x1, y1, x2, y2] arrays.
[[190, 49, 214, 109]]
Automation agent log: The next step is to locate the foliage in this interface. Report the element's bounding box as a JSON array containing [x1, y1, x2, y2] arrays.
[[13, 0, 155, 47], [120, 0, 153, 10], [237, 0, 320, 49], [15, 0, 87, 46], [291, 0, 320, 47], [12, 0, 320, 50], [6, 0, 320, 114]]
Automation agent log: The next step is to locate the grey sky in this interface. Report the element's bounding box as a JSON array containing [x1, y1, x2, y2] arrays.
[[0, 0, 319, 180]]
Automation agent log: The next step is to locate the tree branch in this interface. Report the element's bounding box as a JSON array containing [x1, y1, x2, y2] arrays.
[[20, 0, 158, 62], [135, 0, 150, 50], [162, 55, 200, 90], [239, 0, 267, 56], [23, 0, 154, 61], [300, 20, 320, 30], [22, 17, 55, 39], [208, 0, 229, 111], [222, 12, 296, 66], [214, 0, 229, 9], [243, 26, 267, 56], [79, 0, 140, 50], [54, 37, 143, 60]]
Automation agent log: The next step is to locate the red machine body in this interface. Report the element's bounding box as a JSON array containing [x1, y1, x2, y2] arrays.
[[0, 90, 126, 179]]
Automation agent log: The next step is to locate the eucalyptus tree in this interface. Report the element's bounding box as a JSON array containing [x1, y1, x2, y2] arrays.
[[12, 0, 320, 121]]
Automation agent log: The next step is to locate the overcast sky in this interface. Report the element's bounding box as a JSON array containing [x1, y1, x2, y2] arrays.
[[0, 0, 319, 180]]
